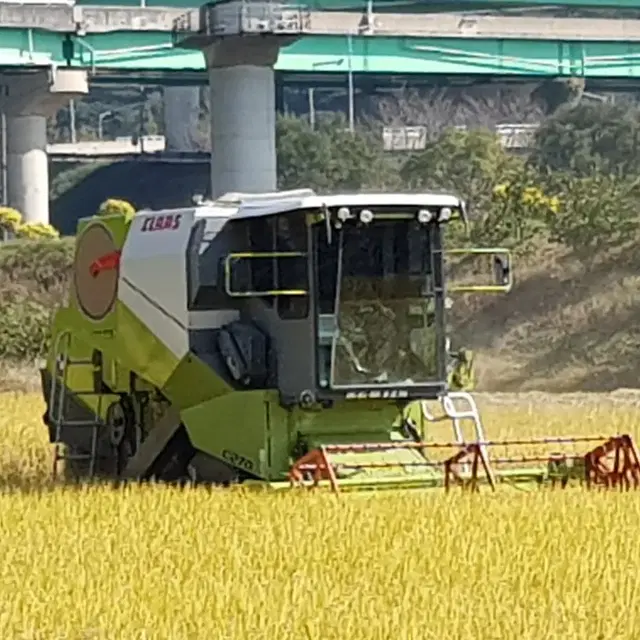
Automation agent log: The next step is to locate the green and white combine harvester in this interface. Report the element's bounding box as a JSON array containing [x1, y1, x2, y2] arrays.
[[40, 189, 640, 492]]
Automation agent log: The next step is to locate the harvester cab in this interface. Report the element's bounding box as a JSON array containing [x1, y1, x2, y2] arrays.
[[41, 189, 640, 492]]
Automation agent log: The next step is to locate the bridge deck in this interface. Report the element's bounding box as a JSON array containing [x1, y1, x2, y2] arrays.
[[0, 3, 639, 41], [0, 3, 640, 76]]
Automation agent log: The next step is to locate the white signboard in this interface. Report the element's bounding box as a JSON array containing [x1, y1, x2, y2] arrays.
[[495, 124, 539, 149], [382, 126, 428, 152]]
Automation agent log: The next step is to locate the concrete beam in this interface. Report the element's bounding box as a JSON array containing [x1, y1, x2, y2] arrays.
[[172, 3, 640, 44], [204, 38, 285, 68], [0, 2, 639, 42], [307, 11, 640, 41], [47, 136, 166, 156], [0, 3, 186, 33], [0, 68, 88, 224], [0, 68, 88, 117], [49, 153, 208, 163]]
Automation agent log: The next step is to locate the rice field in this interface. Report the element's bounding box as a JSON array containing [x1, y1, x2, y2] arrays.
[[2, 390, 640, 639]]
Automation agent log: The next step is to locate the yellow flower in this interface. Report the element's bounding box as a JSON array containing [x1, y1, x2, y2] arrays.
[[0, 207, 22, 231], [493, 183, 508, 198], [98, 199, 135, 220], [521, 186, 543, 206], [16, 222, 60, 239]]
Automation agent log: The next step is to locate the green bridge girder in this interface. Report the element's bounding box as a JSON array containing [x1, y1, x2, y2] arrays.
[[2, 28, 640, 77]]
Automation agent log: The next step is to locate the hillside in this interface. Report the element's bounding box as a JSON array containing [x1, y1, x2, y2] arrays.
[[0, 233, 637, 395], [449, 240, 640, 393], [29, 105, 640, 394]]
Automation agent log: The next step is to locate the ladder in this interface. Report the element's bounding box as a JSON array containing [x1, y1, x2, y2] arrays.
[[48, 330, 106, 481], [420, 391, 489, 477]]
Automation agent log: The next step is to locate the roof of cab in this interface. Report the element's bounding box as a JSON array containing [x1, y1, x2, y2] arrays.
[[192, 189, 465, 221]]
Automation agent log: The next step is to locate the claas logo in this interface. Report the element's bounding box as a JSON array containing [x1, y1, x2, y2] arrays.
[[141, 214, 182, 232]]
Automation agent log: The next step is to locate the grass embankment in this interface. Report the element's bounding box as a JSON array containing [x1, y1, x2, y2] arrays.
[[2, 391, 640, 638], [0, 238, 73, 391], [450, 240, 640, 392], [1, 235, 638, 393]]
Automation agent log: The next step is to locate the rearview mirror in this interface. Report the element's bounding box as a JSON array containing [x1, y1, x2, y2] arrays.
[[444, 248, 513, 294], [493, 253, 511, 288]]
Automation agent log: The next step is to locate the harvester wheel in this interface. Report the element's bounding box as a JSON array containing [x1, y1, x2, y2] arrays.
[[105, 397, 139, 476]]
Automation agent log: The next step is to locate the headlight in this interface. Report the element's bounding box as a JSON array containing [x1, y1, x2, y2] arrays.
[[337, 206, 351, 222], [439, 207, 452, 222], [417, 209, 433, 224], [359, 209, 374, 224]]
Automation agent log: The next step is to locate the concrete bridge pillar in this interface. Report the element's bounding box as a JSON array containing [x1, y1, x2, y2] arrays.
[[163, 86, 201, 152], [174, 3, 304, 199], [205, 41, 281, 199], [0, 68, 88, 225]]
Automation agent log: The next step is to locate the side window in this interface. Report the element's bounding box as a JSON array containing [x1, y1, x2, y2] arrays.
[[275, 215, 309, 320], [224, 214, 309, 317], [248, 217, 276, 307]]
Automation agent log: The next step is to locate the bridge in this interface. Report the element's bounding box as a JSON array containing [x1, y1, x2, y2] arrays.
[[3, 4, 640, 78], [0, 0, 638, 225]]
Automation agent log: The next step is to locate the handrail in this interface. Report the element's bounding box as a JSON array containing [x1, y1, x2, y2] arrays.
[[224, 251, 309, 298]]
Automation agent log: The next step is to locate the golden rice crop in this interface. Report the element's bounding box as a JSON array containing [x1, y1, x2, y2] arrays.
[[1, 391, 640, 639]]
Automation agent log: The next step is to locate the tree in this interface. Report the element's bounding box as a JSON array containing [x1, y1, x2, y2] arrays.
[[530, 77, 586, 116], [372, 85, 543, 134], [402, 127, 510, 198], [276, 113, 392, 192], [530, 101, 640, 176], [542, 172, 640, 257], [400, 127, 516, 235], [401, 128, 560, 248]]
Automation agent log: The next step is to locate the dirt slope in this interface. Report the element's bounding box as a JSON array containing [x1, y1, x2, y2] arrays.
[[451, 241, 640, 393]]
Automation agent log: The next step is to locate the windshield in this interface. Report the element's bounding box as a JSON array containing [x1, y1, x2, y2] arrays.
[[314, 216, 442, 389]]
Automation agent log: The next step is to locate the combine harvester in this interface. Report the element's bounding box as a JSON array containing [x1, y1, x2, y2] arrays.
[[40, 189, 640, 492]]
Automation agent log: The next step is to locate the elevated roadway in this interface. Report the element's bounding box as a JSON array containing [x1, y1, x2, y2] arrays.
[[1, 3, 639, 39], [66, 0, 640, 11], [1, 0, 639, 226], [0, 4, 640, 77]]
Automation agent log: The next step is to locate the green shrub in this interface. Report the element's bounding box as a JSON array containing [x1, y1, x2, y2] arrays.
[[0, 238, 73, 360], [0, 301, 53, 360]]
